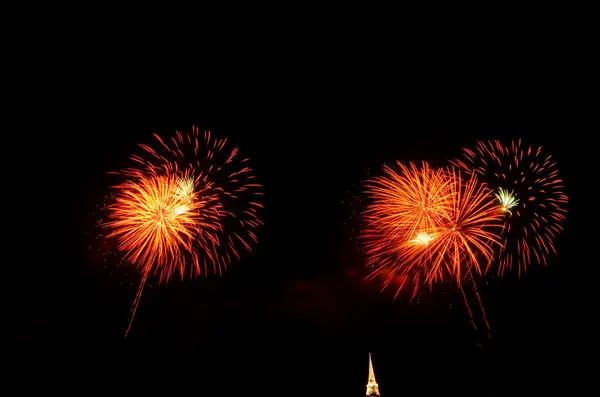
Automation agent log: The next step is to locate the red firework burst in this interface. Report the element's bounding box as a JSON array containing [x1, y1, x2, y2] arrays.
[[452, 139, 568, 276]]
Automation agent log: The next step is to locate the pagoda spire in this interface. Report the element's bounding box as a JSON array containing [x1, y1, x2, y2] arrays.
[[366, 353, 380, 396]]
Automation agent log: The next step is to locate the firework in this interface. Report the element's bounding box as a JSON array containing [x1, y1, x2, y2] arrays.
[[495, 187, 519, 214], [362, 162, 453, 246], [104, 126, 263, 336], [452, 139, 567, 276], [413, 168, 504, 281], [106, 173, 207, 282], [109, 126, 263, 280], [362, 162, 503, 299], [361, 162, 451, 297]]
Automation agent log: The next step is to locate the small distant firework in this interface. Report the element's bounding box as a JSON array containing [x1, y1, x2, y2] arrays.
[[362, 162, 503, 299], [452, 139, 567, 275], [104, 126, 263, 337], [495, 187, 519, 214]]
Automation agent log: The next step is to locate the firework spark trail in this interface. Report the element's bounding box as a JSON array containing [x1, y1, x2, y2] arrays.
[[458, 281, 477, 330], [470, 278, 491, 338], [125, 270, 149, 338], [452, 139, 567, 276]]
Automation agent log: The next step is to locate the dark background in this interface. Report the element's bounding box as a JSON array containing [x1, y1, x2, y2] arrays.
[[20, 38, 590, 395]]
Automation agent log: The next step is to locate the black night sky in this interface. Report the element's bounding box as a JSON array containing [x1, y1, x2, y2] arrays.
[[23, 37, 589, 395]]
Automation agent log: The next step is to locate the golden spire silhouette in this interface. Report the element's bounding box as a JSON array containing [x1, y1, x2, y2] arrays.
[[366, 353, 380, 396]]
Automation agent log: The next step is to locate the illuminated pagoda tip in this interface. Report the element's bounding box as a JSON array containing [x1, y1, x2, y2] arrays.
[[366, 353, 381, 396]]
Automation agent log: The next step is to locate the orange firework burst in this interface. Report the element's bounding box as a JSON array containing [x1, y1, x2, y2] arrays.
[[363, 162, 453, 241], [362, 162, 503, 299], [106, 172, 219, 282], [110, 126, 263, 279], [104, 126, 263, 337], [452, 139, 568, 276]]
